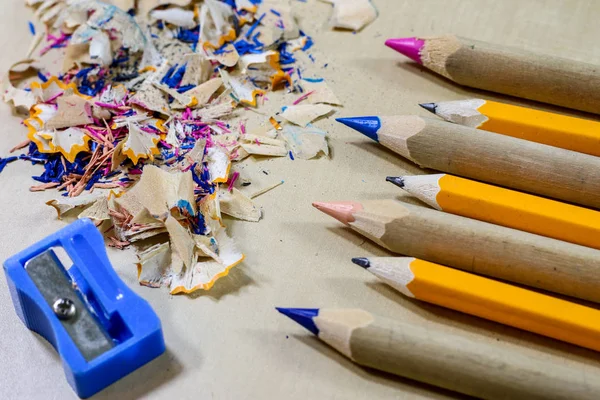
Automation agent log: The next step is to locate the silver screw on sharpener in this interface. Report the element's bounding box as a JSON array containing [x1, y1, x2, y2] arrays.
[[53, 298, 77, 320]]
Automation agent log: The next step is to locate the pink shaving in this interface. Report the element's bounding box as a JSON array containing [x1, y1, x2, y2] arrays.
[[139, 126, 160, 134], [292, 90, 315, 105], [215, 121, 231, 133], [45, 92, 64, 103], [240, 122, 246, 134], [95, 102, 122, 109], [40, 32, 70, 56], [227, 172, 239, 192]]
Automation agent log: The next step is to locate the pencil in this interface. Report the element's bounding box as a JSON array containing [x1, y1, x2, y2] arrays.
[[312, 199, 600, 303], [353, 256, 600, 353], [387, 173, 600, 250], [277, 307, 600, 400], [420, 99, 600, 157], [336, 115, 600, 209], [385, 36, 600, 114]]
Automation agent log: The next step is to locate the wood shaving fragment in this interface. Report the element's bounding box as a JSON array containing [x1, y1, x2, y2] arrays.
[[79, 196, 111, 222], [170, 227, 244, 294], [199, 0, 236, 49], [281, 104, 334, 126], [220, 69, 264, 107], [46, 192, 104, 218], [300, 79, 342, 105], [218, 188, 262, 222], [49, 127, 92, 162], [281, 125, 329, 159], [137, 242, 172, 288], [122, 123, 161, 164], [205, 43, 240, 67], [180, 53, 212, 86], [119, 165, 197, 219], [150, 8, 196, 28], [206, 146, 231, 183], [318, 0, 378, 31], [170, 77, 223, 109], [63, 43, 93, 73], [165, 215, 196, 272], [138, 0, 192, 16], [45, 94, 93, 130]]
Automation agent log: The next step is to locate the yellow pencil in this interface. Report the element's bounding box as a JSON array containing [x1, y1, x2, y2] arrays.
[[353, 256, 600, 353], [421, 99, 600, 156], [387, 173, 600, 250]]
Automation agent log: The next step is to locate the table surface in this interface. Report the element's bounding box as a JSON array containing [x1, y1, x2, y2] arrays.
[[3, 0, 600, 399]]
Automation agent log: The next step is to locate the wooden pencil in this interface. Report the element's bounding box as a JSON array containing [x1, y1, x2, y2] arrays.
[[336, 115, 600, 209], [385, 36, 600, 114], [353, 256, 600, 353], [420, 98, 600, 157], [312, 199, 600, 303], [277, 307, 600, 400], [387, 173, 600, 250]]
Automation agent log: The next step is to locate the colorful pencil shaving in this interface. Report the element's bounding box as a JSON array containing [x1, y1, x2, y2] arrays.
[[3, 0, 342, 295]]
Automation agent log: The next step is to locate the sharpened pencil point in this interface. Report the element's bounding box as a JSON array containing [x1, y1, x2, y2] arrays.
[[386, 176, 405, 188], [312, 201, 363, 226], [351, 258, 371, 269], [385, 38, 425, 64], [419, 103, 437, 114], [336, 117, 381, 142], [276, 308, 320, 335]]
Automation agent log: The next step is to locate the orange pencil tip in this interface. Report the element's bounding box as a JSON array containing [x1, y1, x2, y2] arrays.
[[312, 201, 363, 225]]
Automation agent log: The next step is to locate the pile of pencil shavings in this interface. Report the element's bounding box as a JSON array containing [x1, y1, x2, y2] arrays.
[[2, 0, 343, 294]]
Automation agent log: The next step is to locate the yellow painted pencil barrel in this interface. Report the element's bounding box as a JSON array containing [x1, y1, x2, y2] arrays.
[[390, 173, 600, 250], [360, 257, 600, 353], [422, 99, 600, 156]]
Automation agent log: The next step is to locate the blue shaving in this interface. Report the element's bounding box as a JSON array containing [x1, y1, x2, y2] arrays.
[[37, 72, 48, 83], [26, 143, 87, 186], [177, 84, 195, 93], [0, 156, 18, 173], [246, 13, 265, 39], [176, 199, 196, 216], [301, 34, 314, 51], [278, 43, 295, 65], [112, 56, 130, 66], [28, 22, 35, 35]]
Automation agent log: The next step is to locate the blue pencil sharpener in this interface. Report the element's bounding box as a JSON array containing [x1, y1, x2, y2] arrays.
[[3, 218, 165, 398]]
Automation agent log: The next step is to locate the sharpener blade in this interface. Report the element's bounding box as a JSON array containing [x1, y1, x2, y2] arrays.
[[25, 250, 114, 361]]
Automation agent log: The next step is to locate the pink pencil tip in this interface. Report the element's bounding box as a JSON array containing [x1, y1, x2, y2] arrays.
[[385, 38, 425, 64], [312, 201, 364, 226]]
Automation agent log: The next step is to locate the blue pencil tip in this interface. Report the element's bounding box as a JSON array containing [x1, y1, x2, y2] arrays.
[[276, 308, 320, 335], [336, 117, 381, 142], [351, 257, 371, 269]]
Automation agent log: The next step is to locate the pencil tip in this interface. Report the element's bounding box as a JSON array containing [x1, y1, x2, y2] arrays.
[[419, 102, 437, 114], [336, 117, 381, 142], [312, 201, 363, 225], [386, 176, 405, 188], [276, 308, 320, 335], [351, 257, 371, 269], [385, 38, 425, 64]]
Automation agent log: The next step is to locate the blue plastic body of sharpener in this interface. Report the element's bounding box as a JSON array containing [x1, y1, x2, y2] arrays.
[[3, 219, 166, 398]]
